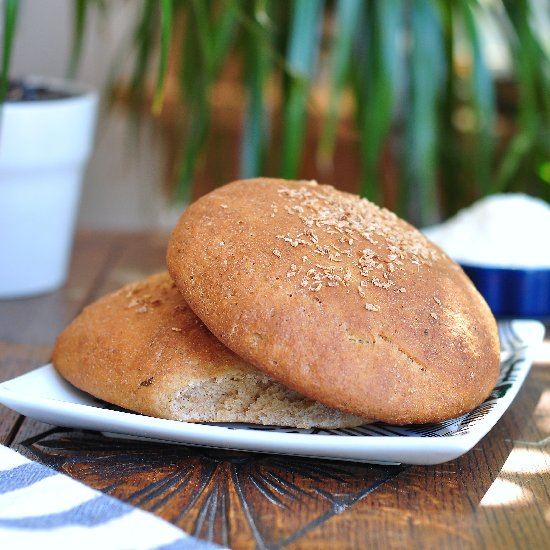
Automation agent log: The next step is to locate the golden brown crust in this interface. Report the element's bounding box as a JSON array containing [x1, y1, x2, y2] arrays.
[[167, 178, 501, 424], [52, 272, 367, 428]]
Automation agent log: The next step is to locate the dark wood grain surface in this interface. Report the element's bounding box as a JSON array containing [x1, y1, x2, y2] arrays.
[[1, 231, 549, 549]]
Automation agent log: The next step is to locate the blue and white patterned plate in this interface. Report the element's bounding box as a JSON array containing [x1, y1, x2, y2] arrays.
[[0, 320, 544, 465]]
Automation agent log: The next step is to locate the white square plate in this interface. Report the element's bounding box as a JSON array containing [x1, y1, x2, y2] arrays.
[[0, 320, 544, 464]]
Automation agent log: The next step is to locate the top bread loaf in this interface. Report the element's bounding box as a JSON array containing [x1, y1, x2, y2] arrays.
[[167, 178, 500, 424]]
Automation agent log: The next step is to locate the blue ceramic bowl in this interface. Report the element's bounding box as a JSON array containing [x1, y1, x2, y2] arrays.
[[460, 264, 550, 320]]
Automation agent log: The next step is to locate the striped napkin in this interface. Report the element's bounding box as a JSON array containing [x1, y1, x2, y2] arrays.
[[0, 444, 221, 549]]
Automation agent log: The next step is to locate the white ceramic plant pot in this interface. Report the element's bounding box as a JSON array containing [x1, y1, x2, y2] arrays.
[[0, 77, 98, 299]]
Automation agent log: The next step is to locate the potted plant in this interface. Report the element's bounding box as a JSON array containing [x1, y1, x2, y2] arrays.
[[110, 0, 550, 224], [0, 0, 98, 299]]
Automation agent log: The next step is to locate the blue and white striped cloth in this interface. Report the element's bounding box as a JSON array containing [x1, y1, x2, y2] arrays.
[[0, 444, 221, 549]]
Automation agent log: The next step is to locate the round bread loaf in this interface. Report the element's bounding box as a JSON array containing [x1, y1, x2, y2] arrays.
[[52, 272, 367, 429], [167, 178, 501, 424]]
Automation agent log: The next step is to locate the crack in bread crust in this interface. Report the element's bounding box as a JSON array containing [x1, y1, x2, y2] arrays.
[[377, 333, 428, 373]]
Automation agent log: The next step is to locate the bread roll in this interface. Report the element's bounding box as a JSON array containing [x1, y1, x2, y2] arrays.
[[52, 272, 368, 429], [167, 178, 500, 424]]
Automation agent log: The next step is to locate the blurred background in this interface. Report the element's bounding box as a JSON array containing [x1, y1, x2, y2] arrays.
[[4, 0, 550, 229]]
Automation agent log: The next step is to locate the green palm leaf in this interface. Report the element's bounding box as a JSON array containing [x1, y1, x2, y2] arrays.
[[357, 0, 403, 205], [0, 0, 18, 102], [462, 0, 496, 197], [239, 0, 272, 178], [401, 0, 445, 225], [280, 0, 324, 178], [318, 0, 362, 169]]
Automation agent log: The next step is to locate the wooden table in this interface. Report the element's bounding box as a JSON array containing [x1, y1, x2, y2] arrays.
[[1, 231, 549, 549]]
